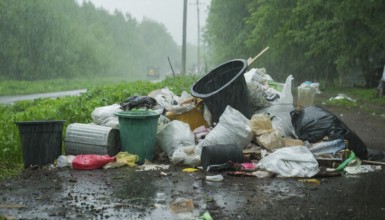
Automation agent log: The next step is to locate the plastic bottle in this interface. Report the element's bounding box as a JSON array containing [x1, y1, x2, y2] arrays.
[[309, 139, 346, 156]]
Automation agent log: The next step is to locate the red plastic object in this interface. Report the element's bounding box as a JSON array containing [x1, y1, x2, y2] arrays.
[[72, 154, 116, 170]]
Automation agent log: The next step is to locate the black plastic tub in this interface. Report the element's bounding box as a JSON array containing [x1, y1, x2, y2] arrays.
[[15, 120, 65, 168], [201, 144, 244, 171], [191, 59, 253, 124]]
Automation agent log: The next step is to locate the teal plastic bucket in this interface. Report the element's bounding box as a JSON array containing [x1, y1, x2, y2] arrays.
[[15, 120, 65, 168], [115, 110, 160, 164]]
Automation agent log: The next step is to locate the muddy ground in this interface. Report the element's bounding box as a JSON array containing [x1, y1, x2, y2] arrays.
[[1, 93, 385, 220]]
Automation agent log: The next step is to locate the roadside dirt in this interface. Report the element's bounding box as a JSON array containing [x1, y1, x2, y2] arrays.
[[1, 92, 385, 220]]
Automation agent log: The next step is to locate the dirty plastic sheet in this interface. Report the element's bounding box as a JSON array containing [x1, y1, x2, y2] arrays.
[[257, 146, 319, 177], [155, 87, 195, 114]]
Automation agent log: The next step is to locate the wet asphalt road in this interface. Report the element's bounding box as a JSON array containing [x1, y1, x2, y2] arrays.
[[0, 89, 87, 105], [0, 165, 385, 220]]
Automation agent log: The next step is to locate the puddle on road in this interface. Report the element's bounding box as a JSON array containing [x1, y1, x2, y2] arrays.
[[56, 169, 309, 219], [2, 167, 384, 219]]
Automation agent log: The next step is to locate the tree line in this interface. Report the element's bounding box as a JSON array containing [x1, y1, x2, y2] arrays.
[[0, 0, 181, 81], [204, 0, 385, 88]]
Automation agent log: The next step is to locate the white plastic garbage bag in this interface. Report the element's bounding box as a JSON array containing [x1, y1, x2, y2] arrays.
[[198, 105, 254, 150], [256, 146, 319, 177], [156, 120, 195, 157], [91, 104, 121, 128]]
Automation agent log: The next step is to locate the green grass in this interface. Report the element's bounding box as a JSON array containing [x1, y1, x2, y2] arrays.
[[0, 75, 199, 180], [0, 75, 143, 96], [320, 87, 385, 115]]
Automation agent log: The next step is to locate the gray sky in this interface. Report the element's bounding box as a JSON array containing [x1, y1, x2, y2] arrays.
[[77, 0, 211, 46]]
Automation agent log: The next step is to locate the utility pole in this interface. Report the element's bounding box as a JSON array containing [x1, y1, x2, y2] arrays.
[[190, 0, 204, 74], [182, 0, 187, 75], [196, 0, 200, 74]]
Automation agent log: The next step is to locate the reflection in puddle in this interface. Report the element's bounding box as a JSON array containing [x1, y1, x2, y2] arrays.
[[57, 169, 308, 219]]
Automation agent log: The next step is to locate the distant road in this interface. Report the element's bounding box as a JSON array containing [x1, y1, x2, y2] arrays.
[[0, 89, 87, 105]]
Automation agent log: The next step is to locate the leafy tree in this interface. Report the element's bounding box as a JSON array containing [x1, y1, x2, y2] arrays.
[[203, 0, 254, 66], [0, 0, 181, 82], [204, 0, 385, 87]]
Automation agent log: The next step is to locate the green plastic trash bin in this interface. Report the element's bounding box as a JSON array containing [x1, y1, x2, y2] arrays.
[[115, 110, 160, 164], [15, 120, 65, 168]]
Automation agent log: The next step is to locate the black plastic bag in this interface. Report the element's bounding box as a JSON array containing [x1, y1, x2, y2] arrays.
[[291, 105, 368, 159], [120, 95, 157, 111]]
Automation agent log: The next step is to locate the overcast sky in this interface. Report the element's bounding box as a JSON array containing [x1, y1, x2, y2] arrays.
[[77, 0, 211, 46]]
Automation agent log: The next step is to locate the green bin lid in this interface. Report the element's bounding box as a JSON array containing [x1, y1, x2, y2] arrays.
[[114, 110, 160, 119]]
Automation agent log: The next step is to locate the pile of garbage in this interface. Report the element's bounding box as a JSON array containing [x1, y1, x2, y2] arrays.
[[58, 59, 383, 180]]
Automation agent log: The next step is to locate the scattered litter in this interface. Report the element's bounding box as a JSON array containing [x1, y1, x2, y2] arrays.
[[171, 146, 201, 167], [309, 139, 346, 156], [72, 154, 116, 170], [160, 171, 170, 176], [205, 174, 224, 182], [201, 144, 244, 171], [335, 151, 356, 171], [193, 125, 211, 141], [155, 88, 195, 114], [182, 168, 199, 172], [204, 161, 243, 172], [297, 81, 318, 108], [103, 152, 138, 169], [136, 160, 170, 171], [228, 171, 257, 177], [241, 162, 256, 170], [57, 155, 75, 168], [298, 178, 321, 185], [328, 93, 356, 102], [344, 157, 382, 174], [314, 170, 342, 178], [252, 170, 274, 179], [169, 197, 194, 213], [200, 211, 213, 220]]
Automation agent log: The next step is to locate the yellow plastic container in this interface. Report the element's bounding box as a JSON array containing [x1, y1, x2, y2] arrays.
[[166, 108, 208, 130]]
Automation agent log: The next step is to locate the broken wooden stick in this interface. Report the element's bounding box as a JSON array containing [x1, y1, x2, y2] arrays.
[[247, 46, 269, 66]]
